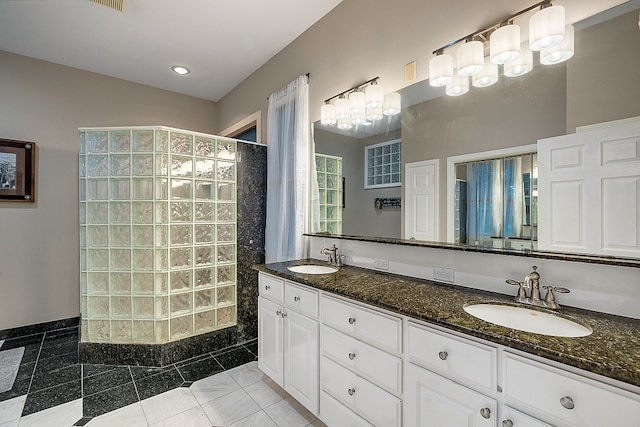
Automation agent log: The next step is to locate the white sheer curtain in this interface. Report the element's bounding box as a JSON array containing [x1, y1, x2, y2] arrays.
[[265, 75, 315, 263]]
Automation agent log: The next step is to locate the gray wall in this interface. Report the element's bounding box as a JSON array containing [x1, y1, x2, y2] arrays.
[[567, 10, 640, 131], [0, 50, 218, 330]]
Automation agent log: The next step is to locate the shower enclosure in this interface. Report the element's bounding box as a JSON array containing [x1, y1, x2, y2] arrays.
[[79, 126, 237, 344]]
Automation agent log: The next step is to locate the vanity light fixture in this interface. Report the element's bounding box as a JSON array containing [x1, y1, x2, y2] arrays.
[[427, 0, 572, 97], [171, 65, 190, 75], [320, 77, 401, 130], [540, 24, 574, 65]]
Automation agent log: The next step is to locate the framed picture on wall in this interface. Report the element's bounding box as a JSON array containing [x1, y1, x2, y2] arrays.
[[0, 138, 36, 202]]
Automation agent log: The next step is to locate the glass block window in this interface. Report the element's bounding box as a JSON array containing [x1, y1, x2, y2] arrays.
[[315, 153, 342, 235], [365, 139, 401, 189], [79, 127, 237, 345]]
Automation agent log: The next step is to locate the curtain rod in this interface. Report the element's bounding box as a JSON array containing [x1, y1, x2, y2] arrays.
[[266, 73, 311, 100]]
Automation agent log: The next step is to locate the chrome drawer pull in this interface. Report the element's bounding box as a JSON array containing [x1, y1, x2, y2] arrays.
[[480, 408, 491, 419], [560, 396, 574, 410], [502, 420, 513, 427], [348, 388, 356, 396], [348, 352, 356, 360], [438, 351, 448, 360], [264, 285, 270, 291], [294, 296, 300, 302], [348, 317, 356, 325]]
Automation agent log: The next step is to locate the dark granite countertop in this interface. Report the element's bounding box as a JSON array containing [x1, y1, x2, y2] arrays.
[[255, 259, 640, 389]]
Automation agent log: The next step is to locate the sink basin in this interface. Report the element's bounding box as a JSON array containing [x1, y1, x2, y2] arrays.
[[464, 303, 592, 337], [287, 265, 338, 275]]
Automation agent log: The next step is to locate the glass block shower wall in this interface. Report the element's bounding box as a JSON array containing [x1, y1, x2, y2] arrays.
[[79, 127, 237, 344]]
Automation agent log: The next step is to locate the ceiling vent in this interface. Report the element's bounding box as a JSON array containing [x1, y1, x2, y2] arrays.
[[89, 0, 127, 13]]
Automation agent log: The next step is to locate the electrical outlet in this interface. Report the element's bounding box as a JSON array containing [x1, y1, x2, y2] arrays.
[[374, 258, 389, 271], [433, 266, 455, 283]]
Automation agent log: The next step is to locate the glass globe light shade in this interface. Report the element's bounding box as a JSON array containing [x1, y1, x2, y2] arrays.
[[529, 5, 565, 51], [337, 118, 352, 130], [382, 92, 401, 116], [334, 97, 350, 120], [446, 74, 469, 97], [490, 24, 521, 64], [540, 24, 574, 65], [320, 103, 336, 126], [472, 59, 499, 88], [504, 44, 533, 77], [365, 84, 384, 108], [366, 105, 384, 121], [457, 40, 484, 76], [348, 91, 366, 115], [429, 54, 454, 87]]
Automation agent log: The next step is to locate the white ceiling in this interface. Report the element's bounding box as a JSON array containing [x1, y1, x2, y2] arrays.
[[0, 0, 343, 102]]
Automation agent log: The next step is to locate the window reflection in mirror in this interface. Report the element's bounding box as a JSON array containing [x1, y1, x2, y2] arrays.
[[454, 153, 537, 250]]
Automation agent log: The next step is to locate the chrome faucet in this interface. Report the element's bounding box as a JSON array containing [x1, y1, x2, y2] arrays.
[[321, 244, 340, 266], [506, 266, 570, 310]]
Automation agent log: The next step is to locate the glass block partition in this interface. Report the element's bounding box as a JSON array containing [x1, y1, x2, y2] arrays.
[[315, 153, 343, 235], [79, 127, 237, 344]]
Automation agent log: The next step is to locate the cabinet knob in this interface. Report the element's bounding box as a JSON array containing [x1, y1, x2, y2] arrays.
[[348, 352, 356, 360], [282, 312, 287, 318], [502, 420, 514, 427], [480, 408, 491, 419], [348, 388, 356, 396], [560, 396, 574, 410], [275, 310, 281, 316], [294, 296, 300, 302], [265, 285, 270, 291], [438, 351, 448, 361], [348, 317, 356, 325]]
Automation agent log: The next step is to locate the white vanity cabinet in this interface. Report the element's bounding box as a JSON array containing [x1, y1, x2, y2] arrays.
[[257, 273, 319, 414], [503, 352, 640, 427], [405, 321, 498, 427], [320, 295, 403, 427]]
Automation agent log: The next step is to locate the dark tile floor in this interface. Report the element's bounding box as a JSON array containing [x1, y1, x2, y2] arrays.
[[0, 325, 258, 424]]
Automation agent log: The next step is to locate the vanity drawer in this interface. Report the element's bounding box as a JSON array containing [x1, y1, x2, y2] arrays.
[[408, 322, 496, 393], [258, 273, 284, 304], [321, 324, 401, 394], [320, 391, 374, 427], [502, 406, 553, 427], [321, 356, 401, 427], [285, 281, 318, 318], [504, 353, 640, 427], [320, 295, 402, 353]]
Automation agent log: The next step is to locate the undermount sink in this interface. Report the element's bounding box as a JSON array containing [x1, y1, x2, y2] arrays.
[[464, 303, 592, 337], [287, 264, 338, 275]]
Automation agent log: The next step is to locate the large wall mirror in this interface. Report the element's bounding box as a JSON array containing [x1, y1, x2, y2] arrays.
[[311, 1, 640, 262]]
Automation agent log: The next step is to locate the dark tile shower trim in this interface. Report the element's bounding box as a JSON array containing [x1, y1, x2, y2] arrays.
[[0, 317, 79, 340]]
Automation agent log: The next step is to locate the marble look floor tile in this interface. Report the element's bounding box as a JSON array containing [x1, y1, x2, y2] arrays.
[[148, 406, 210, 427], [308, 418, 328, 427], [85, 402, 147, 427], [140, 387, 199, 425], [29, 365, 81, 392], [189, 371, 240, 405], [200, 388, 260, 426], [228, 410, 277, 427], [0, 363, 35, 402], [17, 398, 82, 427], [243, 377, 288, 409], [0, 419, 19, 427], [82, 366, 132, 396], [214, 347, 256, 371], [176, 355, 224, 382], [0, 395, 26, 424], [83, 380, 138, 418], [227, 361, 265, 387], [21, 380, 81, 416], [134, 366, 184, 401], [263, 396, 316, 427]]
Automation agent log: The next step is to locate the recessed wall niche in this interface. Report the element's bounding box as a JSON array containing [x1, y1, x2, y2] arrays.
[[79, 126, 237, 344]]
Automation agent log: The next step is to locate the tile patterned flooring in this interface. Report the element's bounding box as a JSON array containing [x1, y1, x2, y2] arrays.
[[0, 326, 325, 426]]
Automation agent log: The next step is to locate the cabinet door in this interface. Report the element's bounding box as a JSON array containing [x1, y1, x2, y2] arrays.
[[405, 363, 497, 427], [258, 296, 284, 386], [284, 310, 319, 415]]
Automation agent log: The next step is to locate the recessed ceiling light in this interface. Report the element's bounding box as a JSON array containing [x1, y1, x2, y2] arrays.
[[171, 66, 190, 75]]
